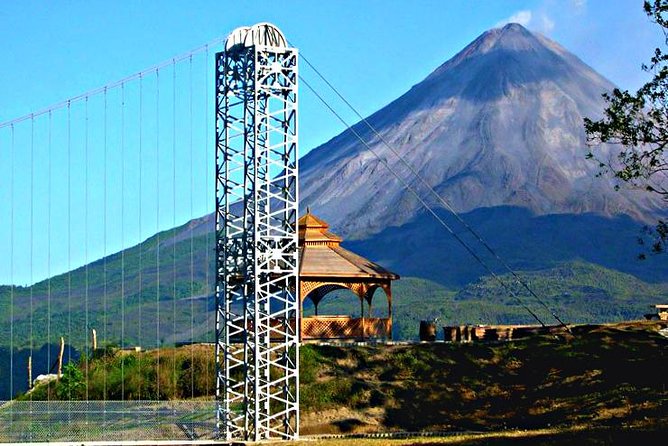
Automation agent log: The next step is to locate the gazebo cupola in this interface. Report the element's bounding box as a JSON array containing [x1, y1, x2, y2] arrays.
[[299, 209, 399, 340]]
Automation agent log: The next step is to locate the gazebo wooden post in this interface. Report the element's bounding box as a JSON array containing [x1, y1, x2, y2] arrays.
[[299, 282, 305, 342], [367, 293, 373, 318], [360, 296, 365, 340], [385, 284, 393, 339], [360, 284, 369, 340]]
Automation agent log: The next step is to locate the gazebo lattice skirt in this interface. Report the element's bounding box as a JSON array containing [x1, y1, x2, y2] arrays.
[[301, 316, 391, 340]]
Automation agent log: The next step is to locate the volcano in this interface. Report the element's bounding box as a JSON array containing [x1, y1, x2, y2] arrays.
[[300, 23, 663, 241]]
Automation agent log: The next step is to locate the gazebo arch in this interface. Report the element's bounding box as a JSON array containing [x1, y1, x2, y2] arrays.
[[298, 210, 399, 340], [303, 282, 352, 316]]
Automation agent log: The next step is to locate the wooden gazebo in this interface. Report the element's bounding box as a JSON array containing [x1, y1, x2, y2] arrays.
[[299, 210, 399, 340]]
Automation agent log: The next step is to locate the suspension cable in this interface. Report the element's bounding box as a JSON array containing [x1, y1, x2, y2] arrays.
[[0, 36, 228, 130], [155, 67, 161, 400], [139, 74, 144, 402], [47, 111, 52, 399], [67, 101, 72, 371], [29, 114, 34, 400], [172, 59, 177, 396], [300, 76, 546, 327], [85, 96, 90, 401], [189, 54, 195, 400], [9, 124, 14, 403], [204, 44, 211, 399], [103, 87, 108, 400], [121, 82, 126, 401]]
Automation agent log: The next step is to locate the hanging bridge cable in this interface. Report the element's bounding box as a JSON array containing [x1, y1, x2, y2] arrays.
[[85, 96, 90, 401], [172, 59, 177, 397], [29, 114, 34, 402], [0, 36, 228, 131], [67, 101, 72, 371], [189, 54, 195, 400], [121, 82, 126, 401], [204, 44, 211, 399], [299, 54, 568, 329], [67, 100, 72, 428], [9, 123, 14, 407], [103, 87, 108, 401], [138, 73, 144, 402], [47, 111, 52, 399], [300, 76, 546, 327], [155, 68, 161, 400], [83, 96, 90, 438]]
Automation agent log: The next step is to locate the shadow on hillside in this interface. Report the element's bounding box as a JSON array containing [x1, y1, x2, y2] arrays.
[[345, 206, 668, 286], [378, 323, 668, 431]]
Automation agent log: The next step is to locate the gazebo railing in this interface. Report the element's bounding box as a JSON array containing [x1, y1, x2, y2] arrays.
[[229, 316, 392, 341], [301, 316, 391, 340]]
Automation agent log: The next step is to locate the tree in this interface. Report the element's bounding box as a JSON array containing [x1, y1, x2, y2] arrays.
[[56, 363, 85, 400], [584, 0, 668, 256]]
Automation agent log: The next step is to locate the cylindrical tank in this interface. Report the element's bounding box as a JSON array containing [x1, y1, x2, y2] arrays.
[[445, 326, 458, 342], [419, 320, 437, 342]]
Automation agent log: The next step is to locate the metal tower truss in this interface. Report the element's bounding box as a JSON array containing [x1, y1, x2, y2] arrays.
[[215, 23, 299, 441]]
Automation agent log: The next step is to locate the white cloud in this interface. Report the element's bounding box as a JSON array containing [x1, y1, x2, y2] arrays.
[[495, 10, 532, 28], [572, 0, 587, 10], [537, 13, 555, 33], [495, 9, 556, 35]]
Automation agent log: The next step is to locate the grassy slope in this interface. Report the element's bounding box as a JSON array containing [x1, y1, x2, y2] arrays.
[[17, 321, 668, 438]]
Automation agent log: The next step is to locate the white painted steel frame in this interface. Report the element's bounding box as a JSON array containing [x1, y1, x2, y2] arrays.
[[215, 41, 299, 441]]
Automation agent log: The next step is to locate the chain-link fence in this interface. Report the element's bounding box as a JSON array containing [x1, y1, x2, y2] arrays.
[[0, 401, 218, 442]]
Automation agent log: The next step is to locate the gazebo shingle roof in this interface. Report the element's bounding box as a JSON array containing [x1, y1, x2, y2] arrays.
[[298, 210, 399, 280]]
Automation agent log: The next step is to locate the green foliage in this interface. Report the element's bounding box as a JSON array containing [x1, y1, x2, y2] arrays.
[[585, 0, 668, 255], [300, 345, 323, 384], [300, 376, 354, 411], [56, 363, 85, 400]]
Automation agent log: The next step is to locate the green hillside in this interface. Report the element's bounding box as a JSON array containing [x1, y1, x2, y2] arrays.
[[0, 219, 217, 352], [1, 221, 666, 354]]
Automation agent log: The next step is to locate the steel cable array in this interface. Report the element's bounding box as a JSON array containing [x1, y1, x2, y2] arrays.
[[0, 35, 220, 440]]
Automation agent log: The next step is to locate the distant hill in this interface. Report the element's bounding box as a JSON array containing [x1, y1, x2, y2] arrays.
[[0, 220, 217, 352], [308, 261, 665, 340]]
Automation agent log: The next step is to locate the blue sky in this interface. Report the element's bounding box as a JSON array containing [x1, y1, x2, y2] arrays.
[[0, 0, 664, 285], [0, 0, 661, 147]]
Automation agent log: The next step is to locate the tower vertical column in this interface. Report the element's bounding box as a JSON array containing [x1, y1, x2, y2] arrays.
[[215, 23, 299, 441]]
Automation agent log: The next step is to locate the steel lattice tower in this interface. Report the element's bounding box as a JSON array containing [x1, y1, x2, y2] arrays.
[[214, 23, 299, 441]]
